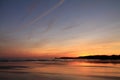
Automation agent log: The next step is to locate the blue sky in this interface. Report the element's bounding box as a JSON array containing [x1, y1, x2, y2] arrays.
[[0, 0, 120, 58]]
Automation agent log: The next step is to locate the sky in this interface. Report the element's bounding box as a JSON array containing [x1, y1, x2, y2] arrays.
[[0, 0, 120, 58]]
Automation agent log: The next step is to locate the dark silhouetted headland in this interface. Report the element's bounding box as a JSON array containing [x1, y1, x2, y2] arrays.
[[0, 55, 120, 63], [56, 55, 120, 64], [57, 55, 120, 60]]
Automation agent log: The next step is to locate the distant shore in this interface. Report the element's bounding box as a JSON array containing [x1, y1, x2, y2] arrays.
[[0, 55, 120, 62], [56, 55, 120, 60]]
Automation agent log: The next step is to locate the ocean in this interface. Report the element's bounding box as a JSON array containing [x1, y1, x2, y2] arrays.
[[0, 59, 120, 80]]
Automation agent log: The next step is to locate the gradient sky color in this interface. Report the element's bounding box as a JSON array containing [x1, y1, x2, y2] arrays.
[[0, 0, 120, 58]]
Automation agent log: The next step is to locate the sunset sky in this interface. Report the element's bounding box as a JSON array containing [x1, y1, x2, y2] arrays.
[[0, 0, 120, 58]]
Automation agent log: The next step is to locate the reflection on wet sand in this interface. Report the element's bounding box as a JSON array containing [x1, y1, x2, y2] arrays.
[[0, 60, 120, 80]]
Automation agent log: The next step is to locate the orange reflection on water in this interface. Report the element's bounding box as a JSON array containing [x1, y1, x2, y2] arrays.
[[0, 61, 120, 80], [67, 61, 93, 66]]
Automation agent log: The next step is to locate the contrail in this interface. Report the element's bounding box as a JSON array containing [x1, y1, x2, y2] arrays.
[[10, 0, 40, 31], [21, 0, 40, 21], [16, 0, 64, 32], [27, 16, 58, 40], [63, 23, 80, 30], [25, 0, 64, 40], [41, 15, 60, 34], [29, 0, 64, 25]]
